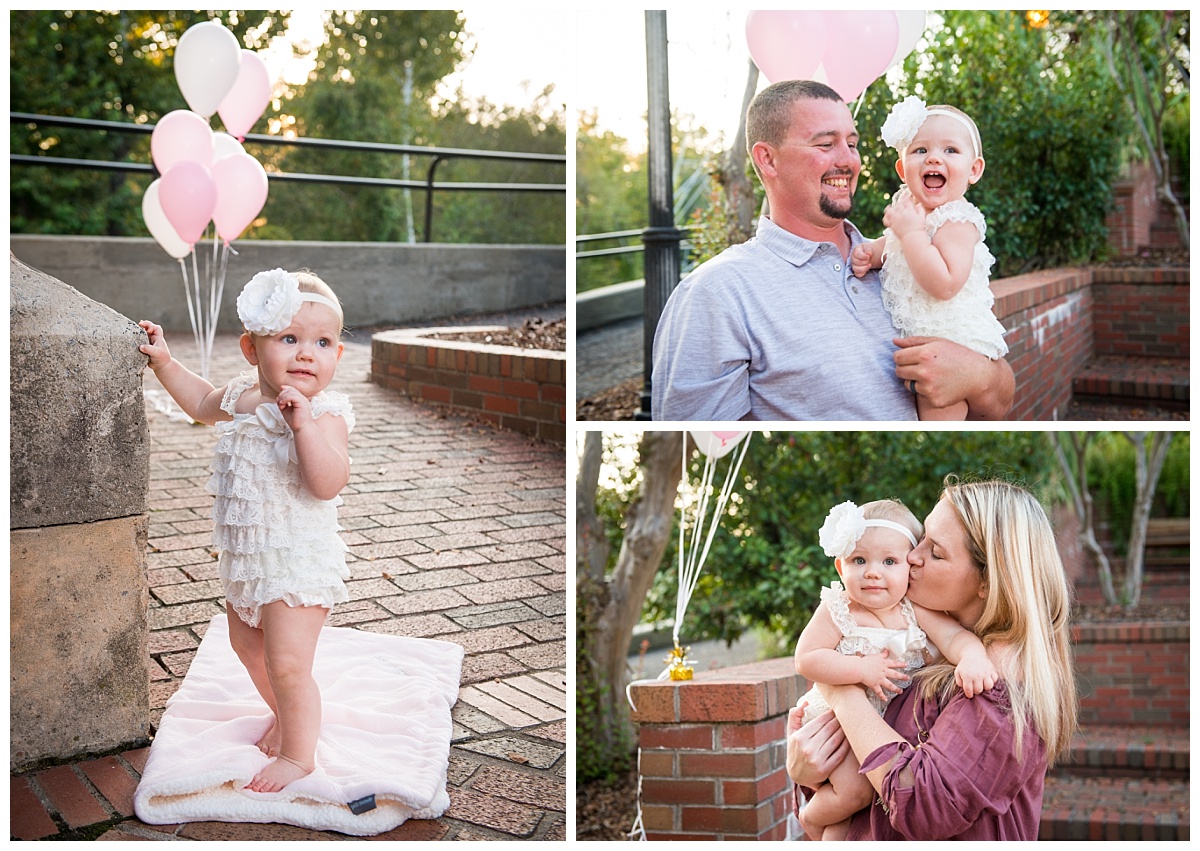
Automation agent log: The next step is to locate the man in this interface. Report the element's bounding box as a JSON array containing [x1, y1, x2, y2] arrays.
[[651, 80, 1014, 421]]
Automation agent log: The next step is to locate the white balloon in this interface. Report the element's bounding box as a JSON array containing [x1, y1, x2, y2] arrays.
[[142, 179, 191, 259], [212, 132, 245, 161], [689, 431, 750, 459], [174, 21, 242, 119], [885, 11, 927, 73]]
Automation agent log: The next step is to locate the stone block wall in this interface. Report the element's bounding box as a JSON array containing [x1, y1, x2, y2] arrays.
[[628, 658, 801, 840], [371, 328, 566, 444], [9, 253, 152, 771]]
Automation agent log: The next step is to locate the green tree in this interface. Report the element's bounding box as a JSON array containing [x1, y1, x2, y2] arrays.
[[575, 112, 647, 292], [9, 10, 289, 235]]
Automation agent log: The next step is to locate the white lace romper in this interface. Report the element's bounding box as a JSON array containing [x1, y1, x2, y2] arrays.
[[207, 369, 353, 628], [800, 581, 928, 723], [880, 186, 1009, 360]]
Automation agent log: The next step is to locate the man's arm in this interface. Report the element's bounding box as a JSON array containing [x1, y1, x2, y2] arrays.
[[651, 278, 754, 421], [892, 337, 1014, 420]]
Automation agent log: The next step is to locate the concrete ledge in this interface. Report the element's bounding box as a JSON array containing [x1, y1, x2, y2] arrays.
[[371, 327, 566, 444], [577, 279, 643, 330], [10, 235, 565, 332]]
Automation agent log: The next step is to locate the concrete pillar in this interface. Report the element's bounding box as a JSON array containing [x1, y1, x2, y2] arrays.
[[9, 253, 152, 771], [629, 657, 801, 840]]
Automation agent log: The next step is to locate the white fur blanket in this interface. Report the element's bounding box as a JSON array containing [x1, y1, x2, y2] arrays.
[[133, 615, 464, 836]]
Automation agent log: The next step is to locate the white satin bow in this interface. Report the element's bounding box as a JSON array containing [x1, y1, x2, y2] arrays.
[[884, 623, 924, 660], [246, 402, 297, 474]]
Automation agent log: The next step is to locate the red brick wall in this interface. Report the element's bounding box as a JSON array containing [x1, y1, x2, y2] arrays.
[[1090, 270, 1190, 358], [988, 267, 1187, 419], [1105, 162, 1158, 255], [629, 658, 801, 840], [1071, 621, 1189, 727], [370, 329, 566, 444]]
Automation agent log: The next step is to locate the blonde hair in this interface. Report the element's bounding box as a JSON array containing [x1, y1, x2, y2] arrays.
[[861, 498, 923, 543], [294, 269, 344, 335], [916, 478, 1077, 765], [925, 103, 983, 159]]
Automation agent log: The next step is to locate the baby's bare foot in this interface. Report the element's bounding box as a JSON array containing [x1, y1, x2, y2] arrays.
[[245, 754, 314, 793], [255, 718, 281, 757]]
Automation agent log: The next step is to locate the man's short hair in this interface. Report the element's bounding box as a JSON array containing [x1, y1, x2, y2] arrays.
[[745, 80, 845, 162]]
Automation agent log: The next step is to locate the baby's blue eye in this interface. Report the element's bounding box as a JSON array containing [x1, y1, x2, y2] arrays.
[[318, 338, 330, 348], [283, 334, 297, 344]]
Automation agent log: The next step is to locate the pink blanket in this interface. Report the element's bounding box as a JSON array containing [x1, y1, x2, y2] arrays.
[[133, 614, 463, 835]]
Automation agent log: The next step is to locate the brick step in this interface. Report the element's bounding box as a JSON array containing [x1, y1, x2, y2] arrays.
[[1071, 354, 1189, 408], [1055, 724, 1189, 779], [1040, 775, 1189, 840]]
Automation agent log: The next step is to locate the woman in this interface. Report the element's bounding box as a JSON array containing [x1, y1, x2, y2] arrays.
[[787, 478, 1077, 840]]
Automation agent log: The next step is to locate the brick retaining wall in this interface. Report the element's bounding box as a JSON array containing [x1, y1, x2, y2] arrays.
[[992, 267, 1186, 419], [1071, 620, 1189, 727], [370, 328, 566, 444]]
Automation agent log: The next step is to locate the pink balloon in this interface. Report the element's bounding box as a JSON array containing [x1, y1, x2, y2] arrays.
[[819, 11, 899, 101], [211, 152, 269, 244], [158, 161, 217, 246], [690, 431, 749, 459], [150, 109, 213, 173], [141, 179, 191, 259], [217, 50, 272, 140], [745, 11, 827, 84]]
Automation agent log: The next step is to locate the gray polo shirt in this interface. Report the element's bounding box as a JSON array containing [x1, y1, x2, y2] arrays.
[[651, 216, 918, 421]]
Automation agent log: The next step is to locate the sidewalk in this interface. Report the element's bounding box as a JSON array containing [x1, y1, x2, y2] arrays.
[[11, 328, 566, 841]]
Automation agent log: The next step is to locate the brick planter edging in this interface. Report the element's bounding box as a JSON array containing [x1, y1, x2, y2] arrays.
[[370, 327, 566, 444], [629, 657, 802, 840]]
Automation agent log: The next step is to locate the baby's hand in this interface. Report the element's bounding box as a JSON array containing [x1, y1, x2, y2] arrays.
[[954, 647, 998, 699], [850, 242, 876, 278], [276, 385, 313, 431], [883, 193, 928, 240], [138, 321, 172, 370], [859, 650, 910, 701]]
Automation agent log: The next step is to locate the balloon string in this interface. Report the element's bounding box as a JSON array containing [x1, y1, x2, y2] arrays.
[[188, 249, 206, 381]]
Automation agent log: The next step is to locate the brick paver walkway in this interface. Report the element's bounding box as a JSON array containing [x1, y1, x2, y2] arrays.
[[11, 332, 566, 841]]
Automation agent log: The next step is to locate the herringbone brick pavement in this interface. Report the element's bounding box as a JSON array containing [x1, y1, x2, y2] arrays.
[[11, 331, 566, 841]]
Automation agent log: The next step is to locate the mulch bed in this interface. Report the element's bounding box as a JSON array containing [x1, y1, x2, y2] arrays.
[[431, 317, 566, 351]]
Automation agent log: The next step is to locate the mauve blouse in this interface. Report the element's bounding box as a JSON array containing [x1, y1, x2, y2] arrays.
[[843, 680, 1047, 841]]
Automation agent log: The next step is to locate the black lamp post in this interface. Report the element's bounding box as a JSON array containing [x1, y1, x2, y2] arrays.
[[639, 10, 684, 420]]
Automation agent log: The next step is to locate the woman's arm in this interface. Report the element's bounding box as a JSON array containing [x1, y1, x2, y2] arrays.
[[818, 683, 907, 792], [825, 681, 1047, 840]]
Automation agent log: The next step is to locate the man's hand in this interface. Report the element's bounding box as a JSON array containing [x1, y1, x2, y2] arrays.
[[893, 336, 1014, 419]]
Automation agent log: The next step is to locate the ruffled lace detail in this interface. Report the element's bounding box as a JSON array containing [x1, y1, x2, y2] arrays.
[[208, 371, 353, 627], [879, 187, 1008, 360], [803, 582, 930, 717]]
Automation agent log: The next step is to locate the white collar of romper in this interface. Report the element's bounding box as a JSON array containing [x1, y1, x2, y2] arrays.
[[757, 215, 865, 268]]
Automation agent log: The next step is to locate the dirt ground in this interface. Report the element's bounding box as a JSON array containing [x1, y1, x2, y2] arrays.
[[432, 316, 566, 350]]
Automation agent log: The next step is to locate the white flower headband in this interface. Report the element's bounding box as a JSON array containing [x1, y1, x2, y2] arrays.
[[880, 95, 982, 159], [818, 501, 918, 560], [236, 268, 340, 336]]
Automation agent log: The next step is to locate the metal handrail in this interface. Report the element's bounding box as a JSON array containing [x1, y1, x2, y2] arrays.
[[10, 111, 566, 242], [575, 225, 696, 260]]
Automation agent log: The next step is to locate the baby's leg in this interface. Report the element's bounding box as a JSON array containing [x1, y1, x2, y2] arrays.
[[245, 602, 329, 793], [802, 753, 875, 840], [917, 395, 969, 421], [225, 603, 281, 755]]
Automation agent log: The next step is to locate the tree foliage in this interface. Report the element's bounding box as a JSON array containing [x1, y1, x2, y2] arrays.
[[10, 9, 564, 245], [10, 10, 289, 236]]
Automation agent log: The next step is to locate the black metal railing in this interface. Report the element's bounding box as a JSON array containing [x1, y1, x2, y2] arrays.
[[10, 111, 566, 243]]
